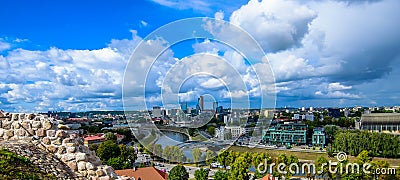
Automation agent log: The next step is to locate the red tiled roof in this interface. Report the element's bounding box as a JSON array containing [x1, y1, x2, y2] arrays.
[[262, 174, 274, 180], [115, 167, 168, 180], [84, 136, 105, 141]]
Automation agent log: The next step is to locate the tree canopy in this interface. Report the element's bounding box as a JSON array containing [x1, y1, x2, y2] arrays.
[[168, 165, 189, 180], [194, 168, 209, 180]]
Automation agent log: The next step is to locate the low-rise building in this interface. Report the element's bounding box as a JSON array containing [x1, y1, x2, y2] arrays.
[[359, 113, 400, 134], [262, 123, 307, 145], [225, 126, 245, 138], [84, 135, 106, 146], [312, 127, 326, 147], [305, 113, 314, 121], [115, 167, 168, 180]]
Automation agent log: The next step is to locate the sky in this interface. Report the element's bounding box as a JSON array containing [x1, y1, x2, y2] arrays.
[[1, 0, 400, 112]]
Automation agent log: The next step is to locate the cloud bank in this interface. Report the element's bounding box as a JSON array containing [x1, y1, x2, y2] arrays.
[[1, 0, 400, 111]]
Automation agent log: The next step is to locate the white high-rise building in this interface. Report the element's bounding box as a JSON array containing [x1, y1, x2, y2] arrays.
[[223, 115, 229, 124], [152, 106, 162, 118]]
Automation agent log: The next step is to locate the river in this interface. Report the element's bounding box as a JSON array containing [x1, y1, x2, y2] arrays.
[[156, 131, 189, 147], [155, 131, 194, 162]]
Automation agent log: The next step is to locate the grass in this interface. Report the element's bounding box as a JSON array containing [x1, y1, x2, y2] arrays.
[[142, 133, 158, 145], [228, 146, 400, 166], [191, 134, 208, 141], [0, 148, 56, 180]]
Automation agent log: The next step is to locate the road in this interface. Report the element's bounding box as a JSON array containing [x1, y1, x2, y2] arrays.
[[198, 130, 212, 139], [236, 144, 327, 153]]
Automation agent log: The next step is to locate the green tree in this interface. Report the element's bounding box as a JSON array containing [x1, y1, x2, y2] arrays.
[[107, 156, 130, 170], [350, 150, 372, 179], [171, 146, 185, 163], [217, 150, 229, 168], [326, 143, 334, 157], [169, 165, 189, 180], [227, 151, 239, 167], [207, 126, 216, 137], [332, 130, 400, 158], [163, 146, 186, 163], [357, 150, 372, 164], [162, 146, 172, 163], [252, 152, 271, 178], [139, 163, 146, 168], [214, 170, 229, 180], [89, 144, 99, 152], [119, 144, 136, 166], [193, 148, 202, 164], [188, 128, 196, 136], [105, 132, 117, 141], [274, 154, 298, 179], [371, 160, 397, 180], [194, 168, 209, 180], [229, 156, 250, 180], [315, 156, 332, 180], [324, 125, 341, 144], [153, 144, 163, 159], [205, 150, 216, 165], [96, 140, 120, 162], [116, 128, 135, 143]]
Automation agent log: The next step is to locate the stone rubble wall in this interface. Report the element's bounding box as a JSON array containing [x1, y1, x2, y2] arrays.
[[0, 140, 81, 179], [0, 112, 118, 180]]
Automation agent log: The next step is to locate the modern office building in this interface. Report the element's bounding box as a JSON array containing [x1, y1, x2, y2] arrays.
[[312, 127, 326, 147], [358, 113, 400, 134], [199, 96, 204, 110], [195, 96, 204, 115], [180, 102, 187, 112], [152, 106, 162, 118], [262, 123, 308, 145], [213, 101, 218, 112]]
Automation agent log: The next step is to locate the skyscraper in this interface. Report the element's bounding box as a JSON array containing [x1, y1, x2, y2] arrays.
[[198, 96, 204, 111], [180, 102, 187, 111], [213, 101, 218, 112], [152, 106, 162, 118]]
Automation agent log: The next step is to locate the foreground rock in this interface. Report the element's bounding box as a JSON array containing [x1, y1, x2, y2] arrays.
[[0, 111, 118, 179]]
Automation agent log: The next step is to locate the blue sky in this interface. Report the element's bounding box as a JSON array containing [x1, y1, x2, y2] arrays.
[[1, 0, 400, 112]]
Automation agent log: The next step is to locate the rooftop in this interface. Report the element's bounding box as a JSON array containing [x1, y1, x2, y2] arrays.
[[115, 167, 168, 180], [361, 113, 400, 125], [84, 136, 106, 141]]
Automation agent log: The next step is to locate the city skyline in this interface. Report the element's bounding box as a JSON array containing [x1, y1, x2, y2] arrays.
[[1, 0, 400, 112]]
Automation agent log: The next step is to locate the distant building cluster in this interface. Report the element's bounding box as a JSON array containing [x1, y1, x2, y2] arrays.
[[11, 103, 398, 149]]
